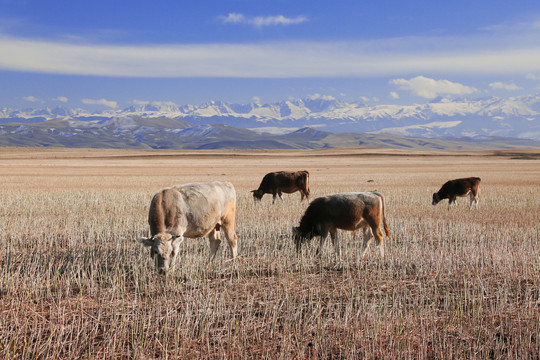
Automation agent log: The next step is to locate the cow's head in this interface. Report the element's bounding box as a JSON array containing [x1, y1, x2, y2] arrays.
[[251, 189, 264, 201], [432, 193, 441, 205], [138, 233, 181, 275], [292, 226, 312, 253]]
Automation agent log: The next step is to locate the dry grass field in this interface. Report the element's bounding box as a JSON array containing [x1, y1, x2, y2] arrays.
[[0, 147, 539, 359]]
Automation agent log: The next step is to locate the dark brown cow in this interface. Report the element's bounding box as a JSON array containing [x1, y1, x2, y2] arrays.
[[432, 177, 481, 210], [251, 170, 310, 204], [292, 191, 390, 259]]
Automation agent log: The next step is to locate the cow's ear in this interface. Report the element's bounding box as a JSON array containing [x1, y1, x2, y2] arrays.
[[250, 190, 256, 193], [138, 237, 154, 247], [171, 235, 183, 245]]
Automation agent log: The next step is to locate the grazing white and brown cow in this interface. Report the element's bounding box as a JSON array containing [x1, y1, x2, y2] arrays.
[[292, 191, 390, 259], [432, 177, 481, 210], [251, 170, 310, 204], [139, 181, 238, 274]]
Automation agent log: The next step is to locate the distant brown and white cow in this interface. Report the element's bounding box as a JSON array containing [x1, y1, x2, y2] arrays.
[[251, 170, 310, 204], [138, 181, 238, 274], [292, 191, 390, 259], [432, 177, 481, 210]]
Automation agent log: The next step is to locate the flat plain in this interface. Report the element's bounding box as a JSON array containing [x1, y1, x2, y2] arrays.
[[0, 147, 539, 359]]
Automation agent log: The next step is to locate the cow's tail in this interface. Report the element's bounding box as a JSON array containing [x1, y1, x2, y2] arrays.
[[304, 170, 310, 195], [378, 192, 390, 238]]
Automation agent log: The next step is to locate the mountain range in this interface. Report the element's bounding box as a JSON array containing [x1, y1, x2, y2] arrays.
[[1, 94, 539, 150]]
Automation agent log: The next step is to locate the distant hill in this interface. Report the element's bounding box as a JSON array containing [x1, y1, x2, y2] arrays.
[[1, 115, 539, 150]]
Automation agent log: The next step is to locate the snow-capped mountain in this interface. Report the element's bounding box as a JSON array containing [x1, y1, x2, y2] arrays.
[[1, 94, 539, 141]]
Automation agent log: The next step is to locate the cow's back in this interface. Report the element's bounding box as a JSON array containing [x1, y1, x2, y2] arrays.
[[301, 192, 379, 233], [150, 181, 236, 238], [443, 177, 480, 196], [261, 171, 287, 187]]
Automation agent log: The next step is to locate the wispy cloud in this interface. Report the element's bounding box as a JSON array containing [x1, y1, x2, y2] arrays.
[[307, 94, 336, 101], [390, 76, 479, 98], [52, 96, 69, 102], [23, 95, 41, 102], [132, 99, 150, 105], [1, 25, 540, 79], [489, 82, 522, 90], [220, 13, 308, 27], [82, 98, 117, 108]]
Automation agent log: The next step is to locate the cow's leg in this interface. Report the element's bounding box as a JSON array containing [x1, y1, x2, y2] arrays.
[[222, 216, 238, 260], [365, 218, 384, 258], [330, 229, 341, 261], [374, 226, 385, 258], [315, 230, 329, 257], [170, 236, 184, 271], [278, 191, 284, 201], [272, 192, 277, 204], [208, 229, 221, 260], [470, 191, 479, 209], [360, 227, 373, 258]]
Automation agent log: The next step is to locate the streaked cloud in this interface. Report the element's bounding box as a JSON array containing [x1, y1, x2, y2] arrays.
[[390, 91, 400, 99], [220, 13, 308, 27], [489, 82, 522, 90], [82, 98, 117, 108], [0, 32, 540, 79], [390, 76, 479, 99]]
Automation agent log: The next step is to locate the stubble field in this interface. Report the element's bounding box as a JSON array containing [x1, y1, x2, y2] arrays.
[[0, 147, 539, 359]]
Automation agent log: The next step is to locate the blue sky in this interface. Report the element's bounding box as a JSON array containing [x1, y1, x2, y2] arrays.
[[1, 0, 540, 110]]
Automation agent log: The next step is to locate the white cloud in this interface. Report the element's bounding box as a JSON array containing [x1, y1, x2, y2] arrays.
[[152, 101, 177, 107], [23, 95, 40, 102], [308, 94, 336, 101], [390, 76, 479, 98], [359, 96, 370, 102], [252, 15, 308, 27], [489, 82, 522, 90], [82, 98, 117, 108], [526, 73, 540, 81], [0, 31, 540, 78], [220, 13, 308, 27], [132, 99, 150, 105], [220, 13, 246, 24], [53, 96, 68, 102], [390, 91, 400, 99]]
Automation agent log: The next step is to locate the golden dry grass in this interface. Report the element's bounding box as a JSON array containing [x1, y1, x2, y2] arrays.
[[0, 147, 539, 359]]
